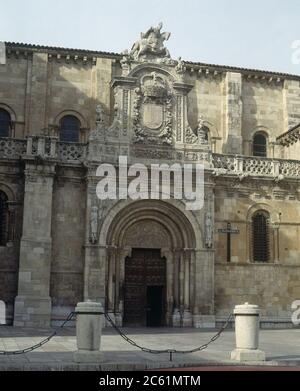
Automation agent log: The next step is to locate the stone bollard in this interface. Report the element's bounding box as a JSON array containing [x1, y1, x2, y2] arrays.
[[73, 301, 104, 363], [231, 303, 265, 362]]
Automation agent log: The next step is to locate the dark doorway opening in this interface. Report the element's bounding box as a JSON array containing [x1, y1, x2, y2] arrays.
[[146, 286, 164, 327], [124, 248, 166, 327]]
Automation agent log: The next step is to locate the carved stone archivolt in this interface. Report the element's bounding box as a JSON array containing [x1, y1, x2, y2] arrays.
[[122, 220, 171, 248]]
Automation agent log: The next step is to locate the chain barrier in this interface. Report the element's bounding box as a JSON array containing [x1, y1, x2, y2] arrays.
[[105, 312, 233, 361], [0, 310, 233, 361], [0, 311, 75, 356]]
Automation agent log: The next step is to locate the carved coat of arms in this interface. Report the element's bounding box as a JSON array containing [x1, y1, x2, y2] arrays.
[[133, 72, 173, 145]]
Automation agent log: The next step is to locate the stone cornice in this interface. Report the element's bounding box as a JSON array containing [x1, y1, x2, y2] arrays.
[[4, 42, 300, 81]]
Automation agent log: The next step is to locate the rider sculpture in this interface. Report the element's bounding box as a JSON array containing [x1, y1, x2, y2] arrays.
[[130, 22, 171, 60]]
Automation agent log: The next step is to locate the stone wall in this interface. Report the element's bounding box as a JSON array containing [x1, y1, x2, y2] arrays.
[[187, 75, 223, 152], [215, 180, 300, 264], [215, 263, 300, 320], [242, 79, 284, 155], [1, 43, 300, 327], [2, 48, 300, 157], [0, 55, 28, 138], [0, 50, 114, 140]]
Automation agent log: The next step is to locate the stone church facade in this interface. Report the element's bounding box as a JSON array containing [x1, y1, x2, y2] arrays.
[[1, 24, 300, 328]]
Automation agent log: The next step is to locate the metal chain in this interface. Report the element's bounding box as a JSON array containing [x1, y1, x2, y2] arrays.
[[0, 311, 233, 358], [0, 311, 75, 356], [104, 312, 233, 355]]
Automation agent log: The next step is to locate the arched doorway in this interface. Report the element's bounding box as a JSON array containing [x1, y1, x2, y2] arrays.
[[124, 248, 166, 327], [102, 199, 199, 327]]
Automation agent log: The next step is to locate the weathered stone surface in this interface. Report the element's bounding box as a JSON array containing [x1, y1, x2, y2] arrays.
[[231, 303, 265, 362], [73, 301, 104, 363], [0, 30, 300, 327]]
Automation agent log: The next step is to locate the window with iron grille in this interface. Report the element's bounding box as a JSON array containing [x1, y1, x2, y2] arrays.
[[252, 211, 270, 262], [59, 115, 80, 142], [0, 109, 11, 138], [253, 133, 267, 157], [0, 191, 8, 246]]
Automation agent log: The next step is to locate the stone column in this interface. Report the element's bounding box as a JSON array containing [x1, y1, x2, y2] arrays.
[[107, 247, 116, 314], [172, 250, 181, 326], [114, 247, 130, 326], [14, 161, 56, 327], [179, 251, 184, 318], [161, 248, 174, 326], [183, 250, 192, 327]]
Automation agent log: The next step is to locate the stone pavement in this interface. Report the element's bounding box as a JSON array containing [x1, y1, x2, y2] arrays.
[[0, 326, 300, 371]]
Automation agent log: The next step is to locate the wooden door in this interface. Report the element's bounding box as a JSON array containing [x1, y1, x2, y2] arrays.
[[124, 249, 166, 327]]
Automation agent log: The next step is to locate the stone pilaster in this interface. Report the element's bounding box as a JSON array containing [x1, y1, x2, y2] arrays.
[[173, 81, 194, 144], [223, 72, 243, 154], [14, 160, 56, 327], [283, 79, 300, 130], [27, 52, 49, 134], [83, 245, 106, 303], [193, 249, 215, 328], [83, 173, 107, 304]]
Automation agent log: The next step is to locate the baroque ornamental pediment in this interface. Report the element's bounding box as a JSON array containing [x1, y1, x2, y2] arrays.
[[87, 23, 212, 156]]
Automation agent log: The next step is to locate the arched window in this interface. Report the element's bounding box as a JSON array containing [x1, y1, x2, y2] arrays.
[[253, 133, 267, 157], [252, 211, 269, 262], [0, 109, 11, 138], [59, 115, 80, 142], [0, 191, 8, 246]]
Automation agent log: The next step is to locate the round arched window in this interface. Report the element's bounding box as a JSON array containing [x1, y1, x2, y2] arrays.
[[59, 115, 80, 142], [0, 109, 11, 138], [252, 211, 270, 262], [253, 133, 267, 157]]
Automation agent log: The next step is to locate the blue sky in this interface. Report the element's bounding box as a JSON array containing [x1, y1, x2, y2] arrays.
[[0, 0, 299, 74]]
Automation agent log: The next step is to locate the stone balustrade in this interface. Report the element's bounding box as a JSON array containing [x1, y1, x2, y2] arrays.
[[57, 142, 87, 162], [0, 137, 27, 159], [0, 136, 87, 163], [212, 153, 300, 180], [1, 136, 300, 179]]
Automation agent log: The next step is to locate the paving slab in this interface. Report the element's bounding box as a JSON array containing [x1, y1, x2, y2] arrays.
[[0, 326, 299, 370]]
